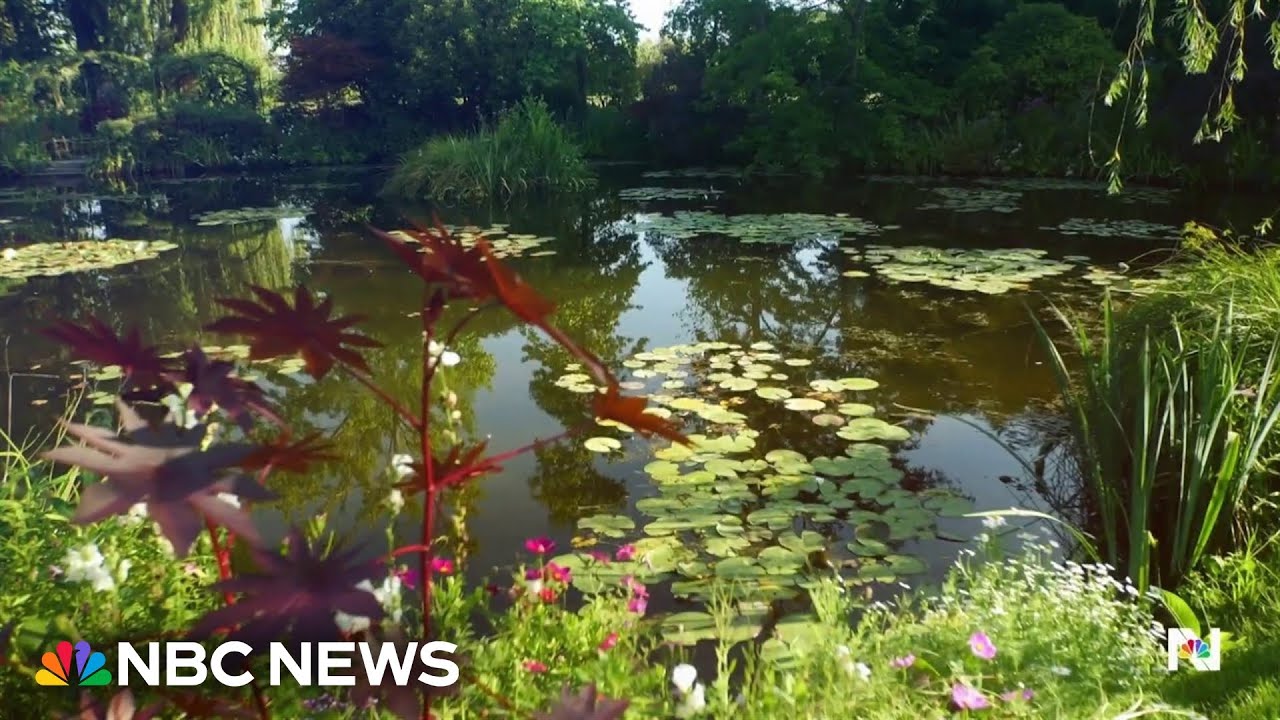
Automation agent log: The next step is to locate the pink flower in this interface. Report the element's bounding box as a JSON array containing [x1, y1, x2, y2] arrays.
[[547, 562, 572, 584], [951, 683, 989, 710], [622, 575, 648, 597], [429, 557, 454, 575], [525, 567, 543, 581], [968, 632, 996, 660], [589, 550, 612, 564], [889, 654, 915, 669], [999, 688, 1034, 703], [539, 587, 559, 604], [615, 544, 636, 562], [598, 632, 619, 652], [394, 567, 420, 589], [627, 595, 648, 615], [523, 660, 548, 674], [525, 536, 556, 555]]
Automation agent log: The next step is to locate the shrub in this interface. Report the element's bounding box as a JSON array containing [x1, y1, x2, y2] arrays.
[[384, 99, 594, 201]]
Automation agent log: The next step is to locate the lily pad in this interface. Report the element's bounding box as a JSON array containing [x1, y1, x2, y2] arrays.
[[784, 397, 825, 412], [0, 239, 179, 279], [584, 437, 623, 453]]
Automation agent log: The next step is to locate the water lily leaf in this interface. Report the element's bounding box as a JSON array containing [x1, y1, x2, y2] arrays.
[[584, 437, 622, 453], [747, 506, 797, 530], [714, 557, 766, 579], [838, 378, 880, 391], [719, 376, 758, 392], [885, 555, 928, 574], [837, 403, 876, 417], [811, 456, 860, 477], [778, 531, 827, 555], [837, 418, 911, 442], [644, 460, 681, 480], [706, 536, 751, 557], [577, 514, 635, 537], [783, 358, 812, 367], [809, 379, 845, 393], [756, 386, 792, 401], [784, 397, 825, 412], [812, 413, 845, 427]]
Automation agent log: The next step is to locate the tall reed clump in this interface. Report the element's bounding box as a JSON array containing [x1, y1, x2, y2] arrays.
[[385, 99, 594, 202], [1034, 294, 1280, 593]]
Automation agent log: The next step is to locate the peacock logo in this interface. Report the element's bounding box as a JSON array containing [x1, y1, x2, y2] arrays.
[[35, 640, 113, 686]]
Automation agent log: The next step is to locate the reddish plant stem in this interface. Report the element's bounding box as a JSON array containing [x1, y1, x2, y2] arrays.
[[204, 521, 271, 720], [420, 289, 439, 720]]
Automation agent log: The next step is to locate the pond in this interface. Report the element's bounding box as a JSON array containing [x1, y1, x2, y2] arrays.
[[0, 167, 1269, 622]]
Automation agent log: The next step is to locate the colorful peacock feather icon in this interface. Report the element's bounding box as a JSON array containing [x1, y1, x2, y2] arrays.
[[34, 640, 112, 686], [1178, 637, 1211, 661]]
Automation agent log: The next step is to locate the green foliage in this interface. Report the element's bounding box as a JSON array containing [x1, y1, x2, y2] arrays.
[[1033, 294, 1280, 592], [980, 4, 1119, 109], [385, 99, 594, 201]]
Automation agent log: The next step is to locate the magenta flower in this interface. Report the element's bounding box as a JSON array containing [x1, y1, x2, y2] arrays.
[[615, 544, 636, 562], [546, 562, 572, 584], [589, 550, 612, 564], [525, 536, 556, 555], [627, 595, 648, 615], [523, 660, 548, 674], [525, 567, 543, 581], [598, 632, 619, 652], [622, 575, 648, 597], [952, 683, 990, 711], [394, 567, 420, 589], [429, 557, 454, 575], [999, 688, 1034, 703], [968, 632, 997, 660], [889, 654, 916, 669]]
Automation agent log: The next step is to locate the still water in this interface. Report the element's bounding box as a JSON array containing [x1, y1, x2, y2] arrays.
[[0, 166, 1266, 607]]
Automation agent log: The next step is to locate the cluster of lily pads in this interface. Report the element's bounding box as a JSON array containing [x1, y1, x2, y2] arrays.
[[191, 206, 310, 226], [839, 245, 1079, 294], [641, 168, 743, 180], [917, 187, 1021, 214], [618, 187, 724, 202], [549, 340, 975, 644], [631, 211, 890, 243], [1040, 217, 1180, 240], [388, 224, 557, 258], [0, 239, 178, 281]]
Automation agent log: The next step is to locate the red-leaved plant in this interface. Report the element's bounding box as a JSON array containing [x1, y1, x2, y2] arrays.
[[29, 221, 686, 719]]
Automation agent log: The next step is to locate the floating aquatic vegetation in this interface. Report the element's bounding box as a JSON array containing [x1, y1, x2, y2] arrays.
[[1041, 218, 1179, 240], [618, 187, 725, 201], [192, 206, 310, 226], [918, 187, 1020, 214], [549, 340, 974, 615], [632, 211, 887, 243], [1080, 265, 1169, 295], [843, 245, 1077, 294], [973, 177, 1177, 205], [641, 167, 743, 180], [0, 239, 178, 280], [389, 225, 556, 258]]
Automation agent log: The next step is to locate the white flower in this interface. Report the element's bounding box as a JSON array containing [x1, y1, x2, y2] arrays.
[[64, 543, 105, 580], [334, 579, 382, 633], [115, 559, 132, 584], [671, 664, 698, 695], [427, 340, 461, 368], [216, 493, 241, 509], [86, 565, 116, 592], [156, 535, 174, 556], [390, 453, 415, 478], [122, 503, 148, 525], [526, 579, 544, 597], [439, 350, 461, 367], [387, 489, 405, 513], [1050, 665, 1072, 676], [2, 248, 16, 261], [834, 645, 868, 678], [675, 682, 706, 717], [853, 662, 871, 680], [981, 515, 1007, 529]]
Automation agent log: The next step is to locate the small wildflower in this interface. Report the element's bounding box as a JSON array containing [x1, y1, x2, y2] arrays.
[[386, 488, 405, 513], [546, 562, 572, 584], [981, 515, 1007, 529], [523, 660, 548, 674], [999, 688, 1034, 702], [671, 664, 698, 694], [598, 632, 619, 653], [526, 567, 543, 581], [539, 587, 558, 603], [429, 557, 455, 575], [2, 248, 16, 261], [525, 536, 556, 555], [889, 654, 915, 669], [394, 567, 419, 589], [622, 575, 647, 596], [969, 631, 997, 660], [1049, 665, 1071, 677], [627, 595, 648, 615], [390, 453, 415, 478], [526, 579, 544, 597], [675, 683, 706, 717], [615, 544, 636, 562], [952, 683, 990, 710]]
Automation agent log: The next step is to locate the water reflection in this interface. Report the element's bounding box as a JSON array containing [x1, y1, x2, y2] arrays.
[[0, 167, 1261, 589]]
